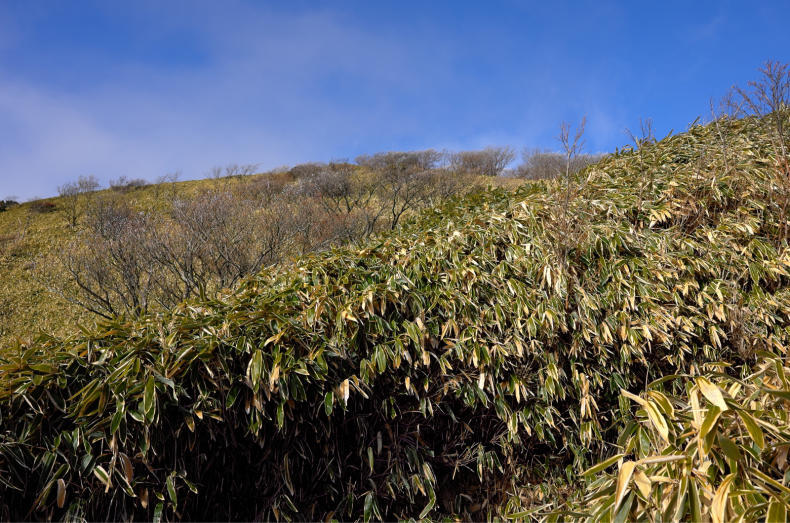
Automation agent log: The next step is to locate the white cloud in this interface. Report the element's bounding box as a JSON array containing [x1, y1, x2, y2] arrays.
[[0, 5, 442, 199]]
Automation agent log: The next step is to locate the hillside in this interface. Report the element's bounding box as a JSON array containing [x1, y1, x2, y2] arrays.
[[0, 176, 254, 346], [0, 170, 520, 348], [2, 115, 790, 520]]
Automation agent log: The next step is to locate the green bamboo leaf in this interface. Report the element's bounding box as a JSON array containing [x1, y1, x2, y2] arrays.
[[93, 465, 110, 488], [419, 481, 436, 519], [276, 402, 285, 428], [225, 384, 241, 408], [324, 391, 333, 416], [143, 375, 156, 421], [110, 404, 124, 435], [581, 453, 625, 477], [738, 410, 765, 450], [767, 499, 786, 522], [612, 491, 634, 523], [717, 434, 742, 464], [363, 492, 374, 523], [153, 502, 164, 523], [166, 474, 177, 506]]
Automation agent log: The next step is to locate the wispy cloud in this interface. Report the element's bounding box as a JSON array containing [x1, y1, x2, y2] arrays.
[[2, 1, 785, 200], [0, 5, 446, 198]]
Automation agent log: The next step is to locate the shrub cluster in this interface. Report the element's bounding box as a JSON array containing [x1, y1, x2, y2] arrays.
[[515, 150, 602, 180], [49, 160, 485, 320]]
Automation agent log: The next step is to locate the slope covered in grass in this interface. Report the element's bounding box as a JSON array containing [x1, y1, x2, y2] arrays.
[[0, 176, 255, 347], [2, 116, 789, 520]]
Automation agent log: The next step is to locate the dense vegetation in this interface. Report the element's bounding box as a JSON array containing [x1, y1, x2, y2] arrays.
[[1, 150, 547, 346], [2, 110, 790, 520]]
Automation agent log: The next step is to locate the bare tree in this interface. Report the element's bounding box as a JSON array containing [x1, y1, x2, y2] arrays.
[[378, 158, 433, 230], [733, 60, 789, 163], [625, 117, 657, 205], [224, 163, 259, 178], [54, 196, 154, 317], [210, 163, 260, 179], [357, 151, 440, 229], [240, 172, 290, 206], [163, 191, 289, 294], [154, 171, 181, 199], [732, 60, 790, 241], [309, 162, 385, 241], [557, 117, 587, 261], [356, 150, 444, 172], [57, 175, 100, 227], [289, 162, 326, 180], [448, 147, 515, 177], [420, 167, 480, 205], [49, 189, 299, 318]]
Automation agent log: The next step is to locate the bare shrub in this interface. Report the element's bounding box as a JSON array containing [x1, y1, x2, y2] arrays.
[[376, 157, 434, 230], [289, 162, 326, 180], [56, 196, 154, 317], [357, 151, 453, 229], [154, 171, 181, 199], [356, 150, 444, 172], [516, 149, 601, 180], [731, 60, 790, 241], [733, 60, 789, 161], [165, 190, 288, 292], [308, 163, 384, 241], [516, 150, 565, 180], [57, 175, 100, 226], [50, 187, 304, 318], [421, 168, 480, 205], [210, 163, 259, 179], [240, 172, 294, 205], [448, 147, 515, 177]]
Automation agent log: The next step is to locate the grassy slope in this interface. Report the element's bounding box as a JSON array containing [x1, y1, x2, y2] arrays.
[[0, 177, 229, 346], [0, 174, 522, 349], [2, 116, 789, 520]]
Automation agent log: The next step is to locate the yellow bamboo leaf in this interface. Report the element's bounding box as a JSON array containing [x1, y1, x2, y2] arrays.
[[621, 389, 647, 406], [637, 454, 687, 465], [339, 379, 350, 405], [119, 453, 134, 484], [633, 468, 652, 499], [697, 377, 728, 411], [269, 364, 280, 391], [614, 461, 637, 513], [645, 401, 670, 443], [56, 478, 66, 508], [712, 473, 735, 523]]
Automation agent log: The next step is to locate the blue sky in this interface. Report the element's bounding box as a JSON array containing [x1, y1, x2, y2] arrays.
[[0, 1, 788, 200]]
